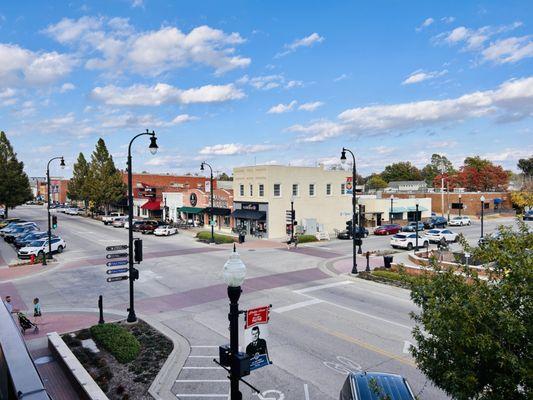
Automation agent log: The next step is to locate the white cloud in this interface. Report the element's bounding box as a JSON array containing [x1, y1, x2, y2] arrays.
[[286, 80, 304, 89], [91, 83, 244, 106], [402, 69, 447, 85], [441, 16, 455, 24], [44, 17, 250, 76], [416, 18, 434, 31], [298, 101, 324, 111], [276, 32, 324, 57], [239, 74, 304, 90], [268, 100, 297, 114], [60, 82, 75, 92], [199, 143, 277, 155], [287, 76, 533, 142], [131, 0, 144, 8], [171, 114, 198, 124], [333, 73, 349, 82], [99, 112, 195, 129], [0, 88, 17, 106], [482, 36, 533, 64], [0, 43, 75, 87]]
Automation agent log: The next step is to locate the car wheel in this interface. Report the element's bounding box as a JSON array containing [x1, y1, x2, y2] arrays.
[[57, 245, 63, 253], [407, 243, 413, 250], [468, 221, 471, 226], [37, 250, 44, 258]]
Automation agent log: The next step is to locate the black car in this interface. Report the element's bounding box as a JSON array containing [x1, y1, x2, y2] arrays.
[[14, 231, 49, 248], [337, 226, 369, 240], [524, 210, 533, 221], [4, 226, 38, 243], [339, 372, 416, 399], [423, 216, 448, 229]]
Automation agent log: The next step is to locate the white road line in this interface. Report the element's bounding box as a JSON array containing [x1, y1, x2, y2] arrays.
[[294, 281, 352, 294], [176, 380, 228, 383], [304, 384, 310, 400], [273, 299, 323, 313]]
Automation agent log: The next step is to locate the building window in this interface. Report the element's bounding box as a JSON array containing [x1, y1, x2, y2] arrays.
[[292, 184, 299, 197], [259, 184, 264, 197], [309, 184, 315, 196], [273, 184, 281, 197], [326, 183, 331, 196], [239, 184, 244, 196], [249, 184, 253, 196], [341, 183, 345, 195]]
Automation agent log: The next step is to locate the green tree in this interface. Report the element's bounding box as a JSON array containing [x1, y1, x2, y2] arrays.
[[421, 154, 455, 186], [217, 172, 233, 181], [463, 156, 492, 170], [67, 152, 90, 209], [365, 175, 388, 190], [86, 138, 126, 214], [380, 162, 422, 182], [517, 157, 533, 177], [409, 222, 532, 399], [0, 131, 32, 218]]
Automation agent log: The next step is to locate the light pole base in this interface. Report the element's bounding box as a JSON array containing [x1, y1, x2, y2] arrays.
[[351, 266, 358, 274], [126, 310, 137, 324]]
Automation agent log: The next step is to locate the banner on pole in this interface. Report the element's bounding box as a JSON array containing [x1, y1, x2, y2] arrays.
[[345, 177, 353, 195], [244, 305, 272, 371]]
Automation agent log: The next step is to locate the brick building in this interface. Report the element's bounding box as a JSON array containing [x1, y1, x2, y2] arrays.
[[39, 178, 69, 204], [178, 188, 234, 231]]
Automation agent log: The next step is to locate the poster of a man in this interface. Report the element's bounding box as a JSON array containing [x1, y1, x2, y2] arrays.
[[244, 305, 272, 371], [246, 326, 269, 358]]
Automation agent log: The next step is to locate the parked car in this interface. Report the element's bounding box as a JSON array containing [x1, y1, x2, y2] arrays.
[[337, 226, 369, 240], [0, 218, 25, 229], [478, 231, 503, 247], [154, 225, 179, 236], [102, 212, 126, 225], [374, 224, 402, 235], [401, 222, 425, 232], [1, 222, 38, 238], [424, 228, 459, 243], [65, 208, 80, 215], [130, 220, 146, 231], [112, 217, 128, 228], [18, 237, 66, 259], [4, 225, 39, 243], [390, 233, 428, 250], [423, 216, 448, 229], [138, 220, 162, 234], [14, 231, 50, 248], [339, 372, 416, 400], [124, 219, 142, 229], [449, 216, 471, 226], [523, 210, 533, 221]]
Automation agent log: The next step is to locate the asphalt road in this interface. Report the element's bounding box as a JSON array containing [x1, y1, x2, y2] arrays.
[[3, 206, 525, 399]]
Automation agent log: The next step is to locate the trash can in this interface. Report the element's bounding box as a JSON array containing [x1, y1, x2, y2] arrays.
[[383, 255, 393, 269]]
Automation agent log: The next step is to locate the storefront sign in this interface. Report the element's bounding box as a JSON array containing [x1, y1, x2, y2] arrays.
[[241, 203, 259, 211], [244, 306, 271, 371], [190, 193, 198, 207]]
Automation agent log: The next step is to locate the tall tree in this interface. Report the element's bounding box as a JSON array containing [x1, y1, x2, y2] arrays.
[[380, 161, 422, 182], [409, 222, 532, 399], [67, 152, 90, 209], [421, 154, 455, 186], [86, 138, 126, 214], [217, 172, 233, 181], [463, 156, 492, 170], [0, 131, 32, 218], [365, 175, 388, 190], [517, 157, 533, 188]]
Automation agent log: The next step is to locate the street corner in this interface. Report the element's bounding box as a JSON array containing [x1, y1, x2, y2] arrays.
[[0, 259, 62, 283], [324, 255, 384, 276]]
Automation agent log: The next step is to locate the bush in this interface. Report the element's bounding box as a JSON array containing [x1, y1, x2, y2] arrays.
[[90, 323, 140, 364], [296, 234, 318, 243], [196, 231, 236, 244], [372, 269, 415, 284]]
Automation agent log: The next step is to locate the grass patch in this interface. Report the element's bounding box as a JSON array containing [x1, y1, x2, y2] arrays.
[[296, 234, 318, 243], [196, 231, 236, 244], [90, 323, 141, 364]]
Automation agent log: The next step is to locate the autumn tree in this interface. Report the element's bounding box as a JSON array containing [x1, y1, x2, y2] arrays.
[[0, 131, 32, 218], [434, 157, 509, 191], [380, 162, 422, 182], [409, 222, 532, 399], [510, 191, 533, 212]]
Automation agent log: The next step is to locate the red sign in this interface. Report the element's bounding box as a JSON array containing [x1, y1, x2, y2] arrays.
[[245, 306, 270, 328]]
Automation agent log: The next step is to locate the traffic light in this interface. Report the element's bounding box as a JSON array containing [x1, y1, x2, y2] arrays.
[[131, 267, 139, 281], [52, 215, 58, 229], [346, 219, 352, 232], [291, 210, 296, 221], [133, 238, 143, 263]]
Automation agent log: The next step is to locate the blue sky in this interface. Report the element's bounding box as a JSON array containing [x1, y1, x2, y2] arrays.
[[1, 0, 532, 178]]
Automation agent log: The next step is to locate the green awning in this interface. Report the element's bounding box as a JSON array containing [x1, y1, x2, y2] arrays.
[[406, 206, 428, 212], [178, 207, 204, 214]]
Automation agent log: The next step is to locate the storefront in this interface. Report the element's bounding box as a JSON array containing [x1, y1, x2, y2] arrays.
[[232, 202, 268, 237], [178, 189, 234, 231], [140, 199, 162, 220], [178, 206, 204, 226]]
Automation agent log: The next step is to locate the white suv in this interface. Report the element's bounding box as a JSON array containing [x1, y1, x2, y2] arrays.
[[18, 237, 66, 259], [424, 229, 458, 243], [449, 216, 471, 226], [390, 233, 428, 250]]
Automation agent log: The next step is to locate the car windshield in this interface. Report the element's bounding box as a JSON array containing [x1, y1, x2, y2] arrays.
[[28, 240, 45, 247], [393, 234, 407, 238], [452, 217, 461, 220], [427, 230, 440, 234]]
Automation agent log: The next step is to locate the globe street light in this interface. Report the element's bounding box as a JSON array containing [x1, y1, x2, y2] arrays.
[[390, 194, 394, 224], [126, 130, 158, 323], [480, 195, 485, 239], [340, 147, 360, 274], [458, 194, 462, 217], [44, 156, 65, 265], [223, 245, 246, 400], [200, 162, 215, 243]]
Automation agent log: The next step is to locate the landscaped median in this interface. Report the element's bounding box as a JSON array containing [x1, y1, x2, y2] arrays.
[[196, 230, 237, 244]]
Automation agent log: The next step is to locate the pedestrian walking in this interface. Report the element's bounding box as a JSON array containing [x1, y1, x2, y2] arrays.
[[3, 295, 16, 314], [33, 297, 42, 325]]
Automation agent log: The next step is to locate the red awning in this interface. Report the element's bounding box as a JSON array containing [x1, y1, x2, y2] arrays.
[[141, 200, 161, 210]]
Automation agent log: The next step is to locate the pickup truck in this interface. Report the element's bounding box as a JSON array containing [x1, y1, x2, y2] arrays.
[[102, 212, 126, 225]]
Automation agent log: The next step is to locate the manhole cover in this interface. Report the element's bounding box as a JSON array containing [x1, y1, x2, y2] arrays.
[[34, 356, 54, 365]]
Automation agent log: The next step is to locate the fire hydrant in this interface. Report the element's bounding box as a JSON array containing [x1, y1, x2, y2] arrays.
[[30, 254, 36, 264]]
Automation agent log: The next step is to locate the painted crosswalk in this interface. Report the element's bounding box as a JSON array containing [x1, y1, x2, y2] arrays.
[[173, 345, 229, 399]]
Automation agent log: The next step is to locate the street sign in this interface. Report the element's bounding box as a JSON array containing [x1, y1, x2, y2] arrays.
[[106, 252, 128, 259], [106, 244, 128, 251], [106, 260, 128, 267], [106, 267, 129, 275], [106, 275, 128, 282]]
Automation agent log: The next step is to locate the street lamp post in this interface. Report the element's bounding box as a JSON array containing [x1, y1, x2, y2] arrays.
[[458, 194, 462, 217], [290, 196, 295, 243], [341, 148, 359, 274], [480, 195, 485, 239], [222, 245, 247, 400], [127, 130, 158, 323], [390, 195, 394, 224], [201, 162, 215, 244], [414, 200, 420, 252], [45, 156, 65, 265]]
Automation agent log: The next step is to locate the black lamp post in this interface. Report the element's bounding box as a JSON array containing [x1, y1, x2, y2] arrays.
[[458, 194, 462, 217], [45, 156, 65, 265], [341, 147, 359, 274], [414, 201, 420, 252], [290, 197, 295, 243], [200, 161, 215, 243], [390, 194, 394, 224], [126, 130, 158, 323], [480, 195, 485, 239]]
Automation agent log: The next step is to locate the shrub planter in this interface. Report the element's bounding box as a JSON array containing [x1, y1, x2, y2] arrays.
[[196, 231, 237, 244]]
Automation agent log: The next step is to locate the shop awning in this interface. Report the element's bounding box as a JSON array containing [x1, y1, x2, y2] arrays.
[[390, 207, 407, 213], [204, 207, 232, 216], [141, 200, 161, 210], [493, 198, 503, 204], [178, 206, 204, 214], [232, 209, 266, 220], [406, 206, 428, 212]]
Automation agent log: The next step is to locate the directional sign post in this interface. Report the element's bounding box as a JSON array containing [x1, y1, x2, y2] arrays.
[[107, 275, 129, 282], [106, 252, 129, 259], [106, 260, 128, 267], [106, 244, 128, 252], [106, 267, 129, 275]]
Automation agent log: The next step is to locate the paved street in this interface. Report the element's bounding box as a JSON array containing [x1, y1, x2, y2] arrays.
[[1, 205, 525, 399]]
